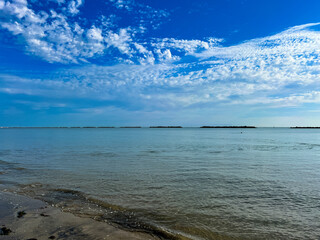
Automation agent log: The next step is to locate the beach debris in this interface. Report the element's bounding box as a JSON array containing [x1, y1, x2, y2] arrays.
[[40, 213, 49, 217], [26, 238, 37, 240], [0, 226, 12, 235], [17, 210, 26, 218], [48, 236, 56, 239]]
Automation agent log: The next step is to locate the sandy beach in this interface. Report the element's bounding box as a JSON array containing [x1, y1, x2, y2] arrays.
[[0, 191, 160, 240]]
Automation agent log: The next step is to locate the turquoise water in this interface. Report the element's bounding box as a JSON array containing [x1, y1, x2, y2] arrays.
[[0, 128, 320, 239]]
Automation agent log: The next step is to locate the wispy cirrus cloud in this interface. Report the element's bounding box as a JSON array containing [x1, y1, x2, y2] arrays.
[[231, 91, 320, 107]]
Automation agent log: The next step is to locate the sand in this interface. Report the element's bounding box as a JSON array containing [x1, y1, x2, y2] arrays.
[[0, 191, 160, 240]]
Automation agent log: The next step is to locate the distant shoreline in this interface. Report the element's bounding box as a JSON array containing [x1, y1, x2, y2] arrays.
[[290, 127, 320, 129], [200, 126, 256, 128], [2, 126, 320, 129], [0, 126, 259, 129]]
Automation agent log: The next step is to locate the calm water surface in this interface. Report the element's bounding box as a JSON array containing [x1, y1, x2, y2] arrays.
[[0, 128, 320, 239]]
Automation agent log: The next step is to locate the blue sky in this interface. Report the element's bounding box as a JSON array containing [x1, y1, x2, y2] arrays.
[[1, 0, 320, 126]]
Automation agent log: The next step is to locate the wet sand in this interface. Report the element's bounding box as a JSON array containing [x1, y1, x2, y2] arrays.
[[0, 191, 160, 240]]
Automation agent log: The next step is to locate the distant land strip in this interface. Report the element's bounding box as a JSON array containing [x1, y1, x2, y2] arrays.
[[0, 126, 259, 129], [290, 127, 320, 129], [149, 126, 182, 128], [200, 126, 256, 128]]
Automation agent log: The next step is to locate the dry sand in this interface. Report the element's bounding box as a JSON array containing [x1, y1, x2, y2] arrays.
[[0, 191, 160, 240]]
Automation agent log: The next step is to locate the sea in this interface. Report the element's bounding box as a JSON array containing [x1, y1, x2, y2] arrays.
[[0, 127, 319, 239]]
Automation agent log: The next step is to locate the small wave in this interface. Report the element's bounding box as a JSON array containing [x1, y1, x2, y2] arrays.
[[298, 142, 320, 149], [207, 151, 223, 154], [142, 150, 161, 154], [87, 197, 185, 240], [0, 160, 27, 172], [0, 159, 25, 168], [89, 152, 118, 157], [13, 167, 26, 170], [0, 159, 11, 165], [17, 185, 189, 240], [0, 150, 11, 157]]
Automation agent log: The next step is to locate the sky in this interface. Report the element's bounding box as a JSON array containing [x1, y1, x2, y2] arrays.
[[1, 0, 320, 127]]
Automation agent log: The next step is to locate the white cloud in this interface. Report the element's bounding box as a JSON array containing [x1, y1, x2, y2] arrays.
[[0, 0, 146, 63], [134, 43, 155, 64], [155, 49, 179, 62], [109, 0, 133, 10], [230, 91, 320, 108], [2, 1, 149, 63], [107, 0, 169, 30], [0, 0, 5, 9], [105, 28, 133, 55], [2, 0, 31, 18], [1, 1, 320, 111], [0, 0, 172, 64], [87, 26, 103, 41], [152, 38, 223, 55], [67, 0, 82, 15]]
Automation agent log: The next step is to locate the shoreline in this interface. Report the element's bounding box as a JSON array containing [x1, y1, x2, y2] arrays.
[[0, 191, 162, 240]]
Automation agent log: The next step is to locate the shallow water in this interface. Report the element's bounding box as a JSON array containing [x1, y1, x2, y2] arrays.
[[1, 128, 320, 239]]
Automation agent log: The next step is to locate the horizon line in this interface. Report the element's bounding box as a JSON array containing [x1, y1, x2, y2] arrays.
[[1, 126, 320, 129]]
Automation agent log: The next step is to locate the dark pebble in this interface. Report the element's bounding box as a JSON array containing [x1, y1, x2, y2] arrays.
[[0, 227, 12, 235], [17, 211, 26, 218], [40, 213, 49, 217], [48, 236, 56, 239]]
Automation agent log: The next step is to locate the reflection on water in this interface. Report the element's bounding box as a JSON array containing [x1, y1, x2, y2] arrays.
[[1, 128, 320, 239]]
